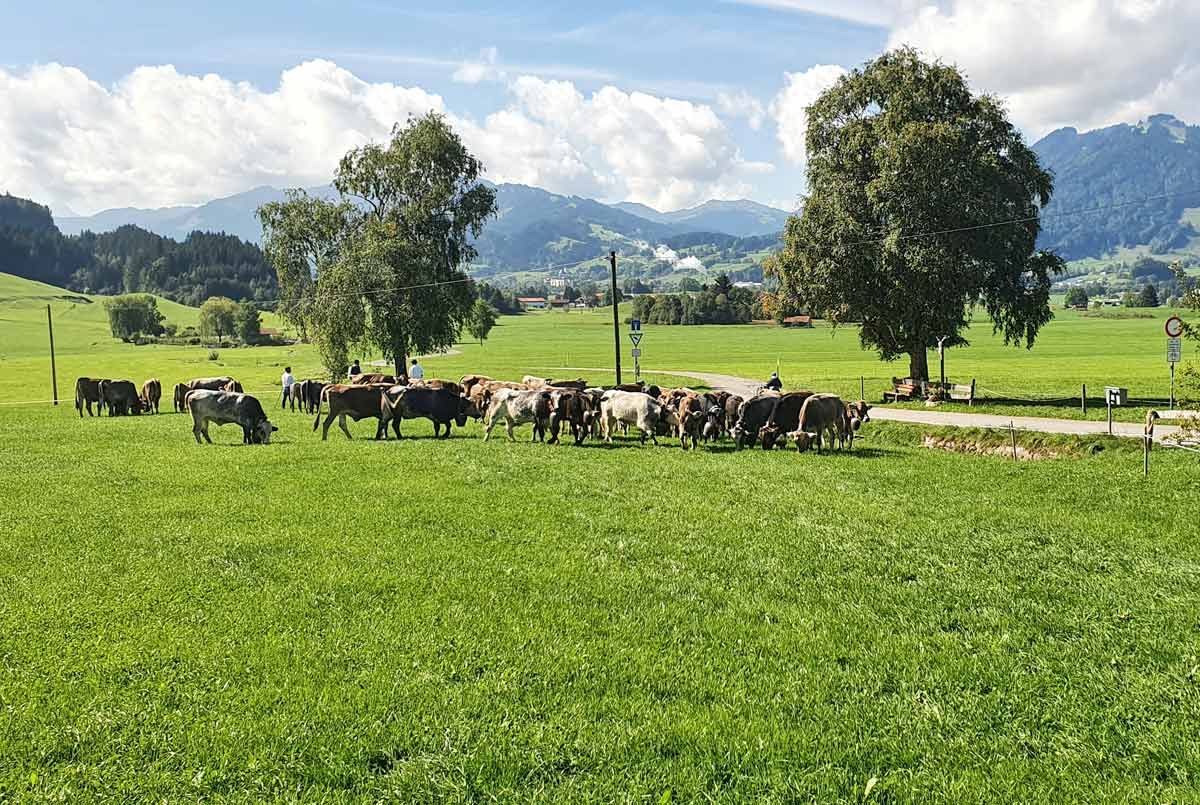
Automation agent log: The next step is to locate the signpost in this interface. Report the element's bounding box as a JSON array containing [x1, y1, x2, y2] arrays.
[[1105, 386, 1127, 436], [1166, 316, 1184, 409], [629, 319, 643, 381]]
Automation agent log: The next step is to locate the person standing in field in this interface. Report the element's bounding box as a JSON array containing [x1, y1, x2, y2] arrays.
[[348, 359, 361, 378], [409, 358, 424, 381], [281, 366, 296, 410]]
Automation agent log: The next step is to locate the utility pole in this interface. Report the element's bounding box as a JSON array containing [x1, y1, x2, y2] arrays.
[[609, 251, 621, 385], [47, 304, 59, 406], [937, 335, 948, 393]]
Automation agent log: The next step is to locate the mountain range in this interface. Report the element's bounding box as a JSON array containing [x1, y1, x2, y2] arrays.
[[41, 112, 1200, 280]]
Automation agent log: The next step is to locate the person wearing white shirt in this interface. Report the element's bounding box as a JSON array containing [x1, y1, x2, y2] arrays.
[[409, 359, 424, 381], [281, 366, 296, 410]]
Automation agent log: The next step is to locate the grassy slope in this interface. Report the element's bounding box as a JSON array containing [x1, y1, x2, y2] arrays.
[[1, 408, 1198, 802]]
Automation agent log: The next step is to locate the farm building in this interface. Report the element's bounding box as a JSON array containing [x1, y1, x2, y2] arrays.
[[781, 315, 813, 328], [518, 296, 548, 310]]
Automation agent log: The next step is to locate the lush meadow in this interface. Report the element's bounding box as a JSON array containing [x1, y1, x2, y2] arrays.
[[2, 273, 1200, 800]]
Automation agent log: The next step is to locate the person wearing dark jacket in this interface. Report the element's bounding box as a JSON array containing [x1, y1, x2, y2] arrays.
[[764, 372, 782, 392]]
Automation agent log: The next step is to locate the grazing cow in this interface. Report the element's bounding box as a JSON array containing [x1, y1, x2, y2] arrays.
[[841, 400, 872, 449], [730, 392, 780, 448], [675, 393, 707, 450], [547, 378, 588, 391], [295, 380, 327, 415], [469, 380, 528, 413], [547, 388, 591, 445], [313, 384, 389, 440], [758, 391, 815, 450], [140, 379, 162, 414], [187, 376, 235, 393], [379, 385, 481, 440], [172, 382, 189, 413], [74, 377, 103, 417], [223, 379, 244, 393], [188, 390, 277, 445], [99, 380, 141, 416], [484, 388, 553, 442], [599, 390, 679, 446], [789, 394, 846, 453], [723, 394, 744, 435]]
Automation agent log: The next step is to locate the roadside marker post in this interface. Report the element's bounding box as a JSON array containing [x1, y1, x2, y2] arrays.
[[1166, 317, 1183, 409], [1105, 386, 1127, 436], [629, 319, 643, 382]]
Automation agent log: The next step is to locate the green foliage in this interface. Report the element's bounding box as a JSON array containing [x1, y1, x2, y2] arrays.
[[1034, 115, 1200, 259], [259, 113, 497, 379], [630, 276, 755, 326], [1063, 287, 1089, 308], [1136, 283, 1160, 307], [102, 293, 165, 341], [465, 299, 498, 346], [198, 296, 239, 340], [236, 301, 263, 344], [772, 48, 1065, 382]]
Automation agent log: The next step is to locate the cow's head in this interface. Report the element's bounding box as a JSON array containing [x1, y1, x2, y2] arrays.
[[459, 396, 483, 423], [790, 430, 815, 452], [255, 419, 278, 444], [660, 407, 680, 429], [760, 425, 781, 450], [848, 400, 871, 426]]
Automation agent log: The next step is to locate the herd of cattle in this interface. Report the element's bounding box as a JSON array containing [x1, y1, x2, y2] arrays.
[[75, 371, 871, 452]]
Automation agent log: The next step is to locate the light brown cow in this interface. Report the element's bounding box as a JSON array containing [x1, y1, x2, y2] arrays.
[[313, 383, 390, 440], [173, 382, 190, 413], [140, 378, 162, 414], [675, 392, 706, 450], [789, 394, 846, 454]]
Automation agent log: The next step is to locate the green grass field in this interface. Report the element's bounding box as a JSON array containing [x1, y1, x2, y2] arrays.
[[2, 273, 1200, 800]]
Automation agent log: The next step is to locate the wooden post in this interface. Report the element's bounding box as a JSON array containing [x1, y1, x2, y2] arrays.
[[1143, 435, 1150, 477], [47, 304, 59, 406], [1010, 421, 1018, 461], [860, 376, 865, 402], [1107, 398, 1113, 436], [609, 251, 621, 386], [1081, 383, 1086, 416]]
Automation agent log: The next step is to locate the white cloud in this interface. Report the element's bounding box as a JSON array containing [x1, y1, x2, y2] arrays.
[[0, 60, 444, 214], [716, 90, 766, 130], [725, 0, 899, 27], [676, 256, 705, 271], [452, 47, 505, 84], [769, 64, 848, 165], [888, 0, 1200, 137], [0, 60, 759, 214]]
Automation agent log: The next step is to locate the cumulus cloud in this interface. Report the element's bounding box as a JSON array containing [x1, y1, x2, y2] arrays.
[[0, 60, 758, 214], [769, 64, 848, 165], [888, 0, 1200, 137], [0, 60, 444, 214], [452, 47, 505, 84], [716, 90, 766, 130]]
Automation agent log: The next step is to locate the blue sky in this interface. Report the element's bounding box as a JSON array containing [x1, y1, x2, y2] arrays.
[[2, 1, 1194, 214]]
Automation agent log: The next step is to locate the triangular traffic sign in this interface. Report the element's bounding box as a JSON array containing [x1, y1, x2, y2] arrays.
[[629, 332, 642, 347]]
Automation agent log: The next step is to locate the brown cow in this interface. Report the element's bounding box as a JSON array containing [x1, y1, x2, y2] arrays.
[[75, 377, 103, 417], [140, 379, 162, 414], [459, 374, 492, 397], [313, 383, 390, 440], [676, 392, 706, 450], [173, 382, 189, 413], [547, 388, 591, 445], [409, 378, 464, 397], [468, 380, 529, 413], [350, 373, 396, 386], [759, 391, 815, 449], [789, 394, 846, 454]]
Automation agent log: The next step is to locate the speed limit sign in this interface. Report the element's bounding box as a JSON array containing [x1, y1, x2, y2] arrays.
[[1165, 316, 1184, 338]]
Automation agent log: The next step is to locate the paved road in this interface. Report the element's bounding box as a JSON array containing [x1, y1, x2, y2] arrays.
[[555, 366, 1188, 443]]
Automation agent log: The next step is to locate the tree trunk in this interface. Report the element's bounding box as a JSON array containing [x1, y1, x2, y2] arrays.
[[393, 333, 406, 381], [908, 348, 929, 384]]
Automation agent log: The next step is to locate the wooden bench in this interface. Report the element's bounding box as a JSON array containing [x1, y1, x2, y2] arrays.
[[883, 377, 920, 402]]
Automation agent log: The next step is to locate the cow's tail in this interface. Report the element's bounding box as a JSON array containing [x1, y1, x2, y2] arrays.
[[312, 387, 327, 431]]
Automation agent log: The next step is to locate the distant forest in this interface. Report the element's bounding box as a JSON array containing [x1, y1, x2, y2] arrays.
[[0, 194, 277, 305]]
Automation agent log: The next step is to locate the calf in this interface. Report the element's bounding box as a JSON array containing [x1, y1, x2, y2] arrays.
[[313, 384, 388, 440], [140, 378, 162, 414], [484, 388, 552, 442], [99, 379, 141, 416], [379, 385, 481, 440], [188, 390, 277, 445], [74, 377, 102, 417], [599, 390, 679, 446]]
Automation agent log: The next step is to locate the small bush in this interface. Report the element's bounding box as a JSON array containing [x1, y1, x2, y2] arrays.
[[208, 350, 220, 361]]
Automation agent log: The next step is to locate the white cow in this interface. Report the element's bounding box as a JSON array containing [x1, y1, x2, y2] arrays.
[[599, 390, 679, 445], [484, 388, 552, 442]]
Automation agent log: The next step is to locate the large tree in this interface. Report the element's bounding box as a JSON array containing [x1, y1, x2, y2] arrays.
[[198, 296, 239, 341], [258, 113, 497, 379], [768, 49, 1065, 382]]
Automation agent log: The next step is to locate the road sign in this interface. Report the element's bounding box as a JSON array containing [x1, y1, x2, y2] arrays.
[[1168, 336, 1182, 363], [630, 318, 642, 332], [1165, 316, 1184, 338], [631, 347, 641, 358], [629, 332, 642, 347], [1105, 386, 1127, 406]]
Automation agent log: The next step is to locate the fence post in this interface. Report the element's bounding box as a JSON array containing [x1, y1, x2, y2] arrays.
[[860, 376, 865, 402], [1143, 435, 1150, 477], [1010, 421, 1018, 461], [1081, 383, 1086, 416]]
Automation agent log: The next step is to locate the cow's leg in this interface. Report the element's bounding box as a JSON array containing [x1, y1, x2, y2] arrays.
[[320, 411, 336, 440], [505, 417, 516, 442], [375, 417, 387, 441], [338, 414, 353, 440], [392, 417, 402, 440]]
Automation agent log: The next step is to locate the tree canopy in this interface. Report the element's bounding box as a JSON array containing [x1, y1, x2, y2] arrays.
[[198, 296, 239, 341], [103, 294, 164, 341], [769, 48, 1065, 381], [258, 113, 497, 378]]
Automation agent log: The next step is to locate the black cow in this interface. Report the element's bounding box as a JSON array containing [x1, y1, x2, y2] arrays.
[[378, 385, 482, 440], [75, 377, 103, 417], [188, 390, 277, 444], [758, 391, 815, 450], [99, 379, 141, 416]]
